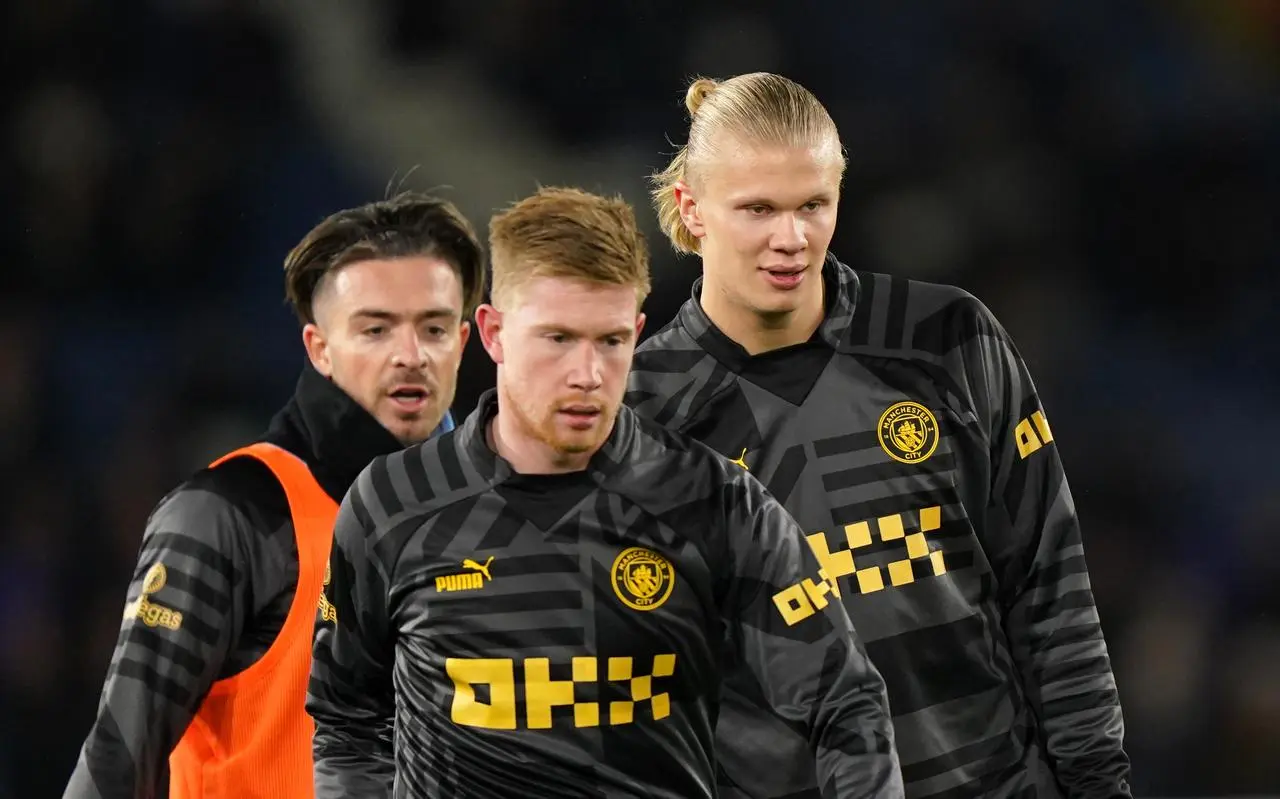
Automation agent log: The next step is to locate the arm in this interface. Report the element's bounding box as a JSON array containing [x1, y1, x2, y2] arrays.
[[307, 465, 396, 797], [959, 303, 1131, 798], [720, 475, 905, 799], [63, 483, 254, 799]]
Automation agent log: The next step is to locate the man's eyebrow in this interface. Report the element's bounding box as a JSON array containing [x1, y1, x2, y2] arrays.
[[530, 324, 635, 338], [350, 307, 457, 322]]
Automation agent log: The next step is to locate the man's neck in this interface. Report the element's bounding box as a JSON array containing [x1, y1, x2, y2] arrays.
[[700, 278, 826, 356], [487, 406, 596, 475]]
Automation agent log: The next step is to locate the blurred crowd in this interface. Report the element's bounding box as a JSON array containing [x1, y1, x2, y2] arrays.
[[3, 1, 1277, 796]]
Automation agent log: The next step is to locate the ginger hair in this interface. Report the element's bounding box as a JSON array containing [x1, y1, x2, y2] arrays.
[[488, 186, 651, 308]]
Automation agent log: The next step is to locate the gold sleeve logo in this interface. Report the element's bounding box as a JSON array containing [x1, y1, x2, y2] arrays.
[[1015, 410, 1054, 459], [123, 563, 183, 631], [878, 401, 939, 464], [612, 547, 676, 611], [318, 561, 338, 624], [143, 562, 167, 594]]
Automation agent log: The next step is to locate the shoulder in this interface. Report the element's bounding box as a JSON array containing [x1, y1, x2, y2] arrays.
[[631, 311, 708, 378], [849, 269, 1008, 357], [623, 412, 782, 549], [634, 310, 699, 358], [628, 316, 735, 429], [346, 429, 488, 532], [625, 412, 749, 501], [140, 455, 293, 575], [148, 457, 289, 541]]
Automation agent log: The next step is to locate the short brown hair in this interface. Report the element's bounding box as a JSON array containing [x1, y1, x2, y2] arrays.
[[283, 191, 486, 325], [487, 186, 651, 308], [651, 72, 845, 254]]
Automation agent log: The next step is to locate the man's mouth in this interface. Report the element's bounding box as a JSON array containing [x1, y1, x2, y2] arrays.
[[558, 406, 602, 428], [761, 264, 807, 289], [559, 406, 601, 417], [389, 386, 431, 411]]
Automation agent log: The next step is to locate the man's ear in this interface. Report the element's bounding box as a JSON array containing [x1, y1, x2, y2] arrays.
[[302, 323, 332, 376], [474, 304, 504, 365], [673, 180, 706, 241]]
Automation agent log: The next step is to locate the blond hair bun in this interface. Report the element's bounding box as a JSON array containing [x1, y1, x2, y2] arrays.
[[685, 78, 720, 117]]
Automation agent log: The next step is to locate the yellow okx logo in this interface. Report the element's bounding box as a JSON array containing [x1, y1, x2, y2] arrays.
[[447, 653, 677, 730], [773, 506, 947, 626]]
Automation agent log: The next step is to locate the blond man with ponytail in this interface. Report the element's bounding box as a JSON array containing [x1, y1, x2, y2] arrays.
[[629, 73, 1131, 799]]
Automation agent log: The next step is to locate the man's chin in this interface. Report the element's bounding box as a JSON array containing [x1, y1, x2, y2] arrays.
[[750, 292, 804, 317], [385, 414, 442, 446], [552, 441, 597, 455], [543, 427, 607, 456]]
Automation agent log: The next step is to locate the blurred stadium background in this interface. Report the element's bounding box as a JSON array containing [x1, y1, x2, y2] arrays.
[[3, 1, 1277, 796]]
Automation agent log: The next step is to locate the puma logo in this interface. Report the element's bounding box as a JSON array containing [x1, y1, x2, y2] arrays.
[[463, 556, 494, 582], [437, 555, 495, 594]]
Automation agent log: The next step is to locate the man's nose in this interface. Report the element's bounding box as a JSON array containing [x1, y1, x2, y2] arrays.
[[566, 340, 603, 391], [390, 328, 428, 368], [771, 213, 807, 254]]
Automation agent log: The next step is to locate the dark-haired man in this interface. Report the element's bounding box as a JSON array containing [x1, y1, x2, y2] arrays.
[[64, 192, 486, 799]]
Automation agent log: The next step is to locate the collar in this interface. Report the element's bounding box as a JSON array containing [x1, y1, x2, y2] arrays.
[[678, 253, 862, 370], [263, 360, 454, 501], [458, 388, 638, 483]]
